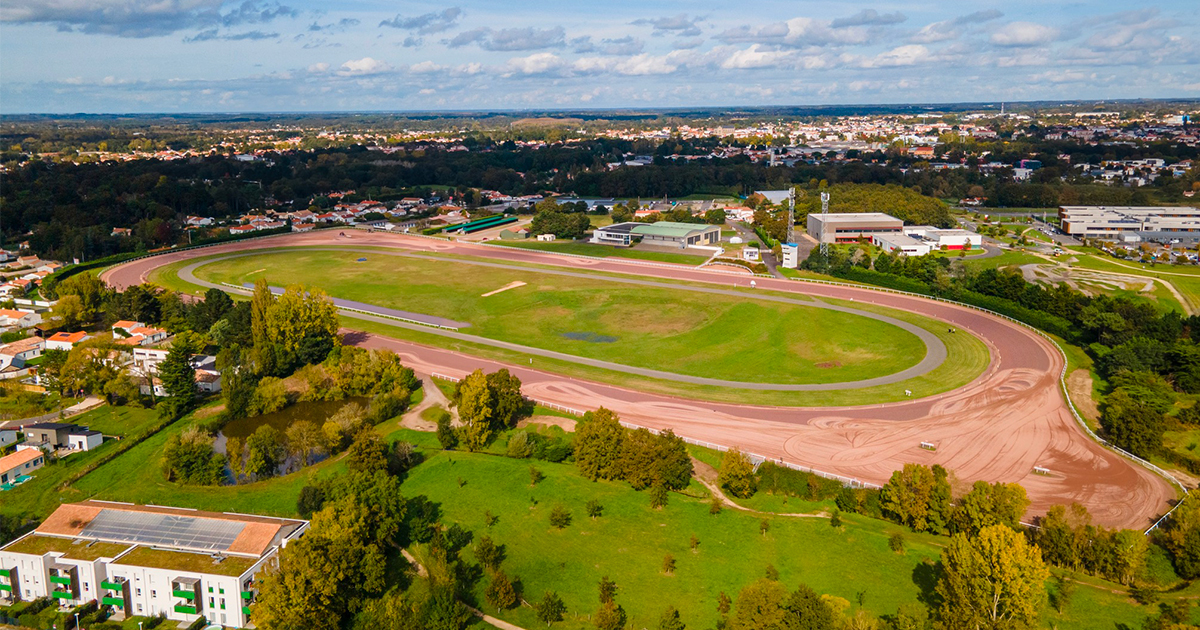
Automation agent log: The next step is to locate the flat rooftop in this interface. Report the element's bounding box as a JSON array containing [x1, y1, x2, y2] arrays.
[[36, 501, 306, 558], [630, 222, 717, 238], [810, 212, 901, 223], [112, 545, 258, 577], [2, 534, 131, 561]]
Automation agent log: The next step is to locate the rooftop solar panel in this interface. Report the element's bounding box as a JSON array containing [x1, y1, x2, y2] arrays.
[[79, 509, 246, 553]]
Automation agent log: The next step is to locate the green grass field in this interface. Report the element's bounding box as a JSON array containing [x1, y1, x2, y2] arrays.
[[401, 450, 1172, 630], [193, 249, 925, 386], [1064, 252, 1200, 313], [489, 239, 709, 265]]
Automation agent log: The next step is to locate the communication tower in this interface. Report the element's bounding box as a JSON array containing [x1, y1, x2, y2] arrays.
[[819, 191, 830, 257]]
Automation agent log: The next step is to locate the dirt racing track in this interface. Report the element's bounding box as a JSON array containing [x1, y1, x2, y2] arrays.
[[100, 231, 1179, 529]]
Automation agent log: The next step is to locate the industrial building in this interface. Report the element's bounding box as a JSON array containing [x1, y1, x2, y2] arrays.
[[1058, 206, 1200, 240], [0, 501, 307, 628], [807, 213, 903, 244], [592, 222, 720, 248], [873, 234, 932, 256]]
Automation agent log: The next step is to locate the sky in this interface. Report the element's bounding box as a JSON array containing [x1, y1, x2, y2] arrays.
[[0, 1, 1197, 114]]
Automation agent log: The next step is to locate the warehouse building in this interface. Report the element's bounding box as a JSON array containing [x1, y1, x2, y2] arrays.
[[592, 222, 720, 248], [0, 501, 307, 628], [1058, 206, 1200, 239], [902, 226, 983, 250], [873, 233, 932, 256], [807, 213, 903, 244]]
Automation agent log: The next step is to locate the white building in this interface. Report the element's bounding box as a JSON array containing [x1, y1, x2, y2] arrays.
[[873, 233, 932, 256], [902, 226, 983, 250], [0, 501, 308, 628], [0, 337, 45, 371], [45, 331, 91, 351], [66, 428, 103, 452]]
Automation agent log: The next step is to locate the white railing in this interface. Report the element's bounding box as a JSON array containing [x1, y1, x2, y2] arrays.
[[778, 273, 1190, 531], [218, 282, 461, 331]]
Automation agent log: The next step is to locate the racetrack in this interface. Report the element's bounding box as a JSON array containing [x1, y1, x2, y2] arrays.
[[101, 230, 1178, 529]]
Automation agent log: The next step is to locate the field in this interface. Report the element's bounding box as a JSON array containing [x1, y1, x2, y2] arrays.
[[191, 249, 928, 386], [1063, 249, 1200, 313], [401, 449, 1179, 630], [489, 239, 709, 265]]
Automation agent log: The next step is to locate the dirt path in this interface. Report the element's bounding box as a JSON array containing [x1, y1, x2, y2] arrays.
[[399, 375, 452, 431], [689, 457, 827, 518], [400, 549, 527, 630]]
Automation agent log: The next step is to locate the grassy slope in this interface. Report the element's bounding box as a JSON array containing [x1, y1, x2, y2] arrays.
[[402, 450, 1163, 630], [194, 249, 924, 386], [0, 406, 160, 523], [1065, 252, 1200, 312]]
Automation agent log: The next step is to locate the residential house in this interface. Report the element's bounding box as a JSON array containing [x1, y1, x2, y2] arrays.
[[0, 337, 45, 370], [45, 331, 91, 351], [185, 216, 214, 227], [0, 449, 44, 485], [22, 423, 85, 449], [0, 309, 41, 330], [111, 228, 132, 237]]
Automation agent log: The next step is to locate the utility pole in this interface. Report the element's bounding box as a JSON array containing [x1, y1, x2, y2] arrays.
[[819, 191, 830, 258]]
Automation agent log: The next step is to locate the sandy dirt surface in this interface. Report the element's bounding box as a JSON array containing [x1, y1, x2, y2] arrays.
[[517, 415, 578, 432], [1066, 369, 1101, 422], [100, 230, 1180, 529]]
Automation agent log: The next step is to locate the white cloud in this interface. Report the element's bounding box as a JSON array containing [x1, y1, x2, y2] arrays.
[[505, 52, 565, 75], [720, 45, 794, 69], [408, 60, 444, 74], [990, 22, 1059, 47], [337, 57, 392, 76], [307, 62, 329, 73], [863, 44, 931, 67]]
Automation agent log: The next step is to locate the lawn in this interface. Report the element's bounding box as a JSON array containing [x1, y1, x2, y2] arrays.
[[192, 249, 927, 386], [400, 450, 1167, 630], [1065, 252, 1200, 313], [961, 249, 1047, 271], [0, 405, 160, 524], [488, 239, 709, 265]]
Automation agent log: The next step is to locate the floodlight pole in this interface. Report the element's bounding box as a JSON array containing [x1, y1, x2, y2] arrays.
[[819, 191, 830, 258]]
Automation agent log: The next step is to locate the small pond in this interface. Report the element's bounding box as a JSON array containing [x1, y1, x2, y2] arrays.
[[218, 397, 371, 442]]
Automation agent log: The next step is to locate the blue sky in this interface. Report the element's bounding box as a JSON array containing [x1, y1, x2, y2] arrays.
[[1, 1, 1197, 113]]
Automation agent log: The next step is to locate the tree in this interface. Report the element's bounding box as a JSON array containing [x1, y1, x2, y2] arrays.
[[718, 592, 732, 615], [531, 207, 590, 239], [487, 369, 525, 428], [286, 420, 325, 468], [651, 484, 669, 509], [476, 535, 502, 571], [422, 587, 472, 630], [662, 554, 676, 575], [937, 525, 1050, 630], [575, 407, 627, 481], [658, 606, 686, 630], [719, 449, 757, 499], [244, 424, 286, 479], [37, 348, 69, 394], [535, 591, 566, 627], [456, 370, 496, 450], [161, 427, 225, 485], [159, 330, 200, 417], [951, 481, 1030, 536], [599, 576, 618, 604], [51, 294, 88, 330], [594, 600, 627, 630], [486, 570, 518, 610], [297, 485, 326, 519], [587, 499, 604, 520], [434, 410, 458, 449], [53, 273, 108, 321], [549, 505, 572, 529], [881, 463, 952, 533], [730, 579, 789, 630], [1100, 390, 1165, 458], [781, 584, 835, 630]]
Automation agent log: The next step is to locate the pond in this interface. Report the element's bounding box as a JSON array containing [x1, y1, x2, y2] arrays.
[[218, 397, 371, 442]]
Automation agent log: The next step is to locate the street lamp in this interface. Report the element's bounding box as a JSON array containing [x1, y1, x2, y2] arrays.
[[74, 612, 79, 630]]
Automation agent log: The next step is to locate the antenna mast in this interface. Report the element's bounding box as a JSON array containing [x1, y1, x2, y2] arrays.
[[819, 191, 830, 257], [787, 188, 795, 244]]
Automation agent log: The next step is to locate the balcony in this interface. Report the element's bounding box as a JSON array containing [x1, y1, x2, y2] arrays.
[[101, 596, 125, 607], [242, 606, 251, 616], [241, 590, 254, 600], [49, 575, 72, 585], [174, 604, 198, 615], [50, 590, 74, 600], [0, 568, 10, 577], [172, 589, 196, 599], [100, 580, 124, 591], [0, 584, 11, 592]]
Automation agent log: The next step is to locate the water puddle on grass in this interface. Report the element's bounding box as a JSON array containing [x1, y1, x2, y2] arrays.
[[561, 332, 618, 343]]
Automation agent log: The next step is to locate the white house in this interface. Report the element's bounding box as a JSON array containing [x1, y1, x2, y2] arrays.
[[65, 428, 103, 452], [45, 331, 91, 351], [0, 337, 45, 370], [0, 309, 41, 330]]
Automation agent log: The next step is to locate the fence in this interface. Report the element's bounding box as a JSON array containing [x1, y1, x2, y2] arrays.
[[217, 283, 462, 331], [428, 372, 880, 490]]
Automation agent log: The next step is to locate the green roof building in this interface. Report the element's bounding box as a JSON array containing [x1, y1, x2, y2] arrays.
[[592, 221, 719, 248]]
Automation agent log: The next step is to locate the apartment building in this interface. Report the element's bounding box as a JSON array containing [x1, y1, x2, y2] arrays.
[[0, 501, 307, 628]]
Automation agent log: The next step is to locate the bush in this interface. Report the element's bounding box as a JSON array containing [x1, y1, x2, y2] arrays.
[[757, 462, 842, 501]]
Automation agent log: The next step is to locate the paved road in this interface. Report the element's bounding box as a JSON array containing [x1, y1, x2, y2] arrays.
[[100, 231, 1178, 528], [178, 248, 946, 391]]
